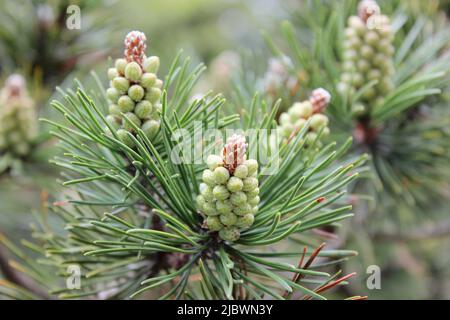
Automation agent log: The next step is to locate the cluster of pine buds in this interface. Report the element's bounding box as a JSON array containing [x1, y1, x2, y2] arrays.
[[197, 135, 259, 241], [105, 31, 163, 148], [337, 0, 394, 116], [0, 74, 38, 156], [263, 56, 298, 97], [278, 88, 331, 146]]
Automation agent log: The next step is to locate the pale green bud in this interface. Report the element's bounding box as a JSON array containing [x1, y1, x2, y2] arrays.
[[245, 159, 258, 176], [143, 56, 160, 73], [362, 87, 376, 100], [106, 87, 120, 103], [235, 214, 254, 229], [118, 95, 135, 113], [108, 68, 119, 80], [279, 113, 290, 125], [213, 185, 230, 201], [203, 201, 218, 216], [106, 115, 120, 130], [112, 76, 130, 93], [234, 203, 252, 216], [233, 164, 248, 179], [134, 100, 153, 119], [367, 69, 381, 81], [242, 177, 258, 192], [310, 114, 329, 130], [200, 183, 214, 201], [125, 61, 142, 82], [219, 227, 240, 242], [248, 196, 260, 206], [364, 31, 379, 46], [213, 166, 230, 184], [128, 85, 145, 102], [357, 59, 370, 72], [306, 132, 318, 145], [196, 195, 206, 209], [108, 104, 121, 116], [116, 128, 134, 148], [220, 212, 238, 227], [141, 119, 160, 139], [206, 154, 223, 171], [227, 176, 243, 192], [202, 169, 216, 186], [115, 58, 127, 74], [230, 191, 247, 206], [216, 200, 233, 214], [140, 73, 156, 89], [155, 79, 163, 89], [123, 112, 141, 132], [206, 216, 223, 231], [145, 87, 162, 104]]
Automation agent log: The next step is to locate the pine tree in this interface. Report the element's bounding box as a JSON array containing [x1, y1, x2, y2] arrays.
[[0, 30, 366, 300]]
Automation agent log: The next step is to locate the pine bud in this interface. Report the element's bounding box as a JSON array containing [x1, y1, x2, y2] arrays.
[[213, 185, 230, 201], [106, 87, 120, 103], [227, 176, 243, 192], [115, 59, 127, 75], [248, 196, 260, 206], [219, 227, 240, 242], [310, 114, 329, 130], [140, 73, 156, 89], [242, 177, 258, 192], [124, 31, 147, 65], [200, 183, 214, 201], [145, 87, 162, 104], [246, 187, 259, 198], [106, 115, 120, 130], [125, 62, 143, 83], [116, 128, 134, 148], [196, 195, 206, 209], [216, 200, 233, 214], [108, 68, 119, 80], [203, 201, 218, 216], [122, 112, 141, 132], [230, 191, 247, 206], [202, 169, 216, 186], [206, 154, 223, 171], [112, 76, 130, 93], [223, 134, 247, 174], [143, 56, 160, 73], [233, 165, 248, 179], [219, 212, 238, 226], [206, 216, 223, 231], [141, 119, 160, 139], [235, 214, 254, 229], [309, 88, 331, 114], [234, 203, 252, 216], [245, 159, 258, 176], [213, 166, 230, 184], [118, 95, 135, 113], [128, 84, 145, 102], [108, 104, 121, 116], [134, 100, 153, 119]]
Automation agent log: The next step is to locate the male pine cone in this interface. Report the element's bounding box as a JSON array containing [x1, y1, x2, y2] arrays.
[[278, 88, 331, 146], [106, 31, 163, 147], [197, 135, 259, 242], [337, 0, 394, 116], [0, 75, 38, 157]]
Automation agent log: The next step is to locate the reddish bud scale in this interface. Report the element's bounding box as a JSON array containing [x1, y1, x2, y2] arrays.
[[358, 0, 380, 23], [309, 88, 331, 114], [124, 31, 147, 66]]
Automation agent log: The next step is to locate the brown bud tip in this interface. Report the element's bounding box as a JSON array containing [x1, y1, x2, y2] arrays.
[[222, 134, 247, 173], [310, 88, 331, 113], [124, 31, 147, 65], [358, 0, 380, 23], [4, 74, 26, 97]]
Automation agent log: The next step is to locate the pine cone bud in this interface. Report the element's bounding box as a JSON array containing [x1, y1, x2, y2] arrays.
[[277, 88, 331, 147], [197, 136, 259, 241], [310, 88, 331, 114], [0, 74, 38, 157], [338, 1, 394, 115], [124, 31, 147, 66], [358, 0, 380, 23], [106, 32, 163, 143]]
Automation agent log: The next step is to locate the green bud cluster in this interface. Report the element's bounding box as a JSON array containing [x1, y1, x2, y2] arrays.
[[0, 77, 38, 157], [106, 55, 163, 148], [278, 100, 330, 147], [337, 10, 394, 116], [197, 155, 259, 242]]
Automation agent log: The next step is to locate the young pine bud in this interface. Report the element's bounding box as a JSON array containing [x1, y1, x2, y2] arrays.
[[143, 56, 160, 73], [134, 100, 153, 119], [219, 227, 240, 242], [128, 84, 145, 102], [125, 62, 143, 82], [141, 119, 160, 139]]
